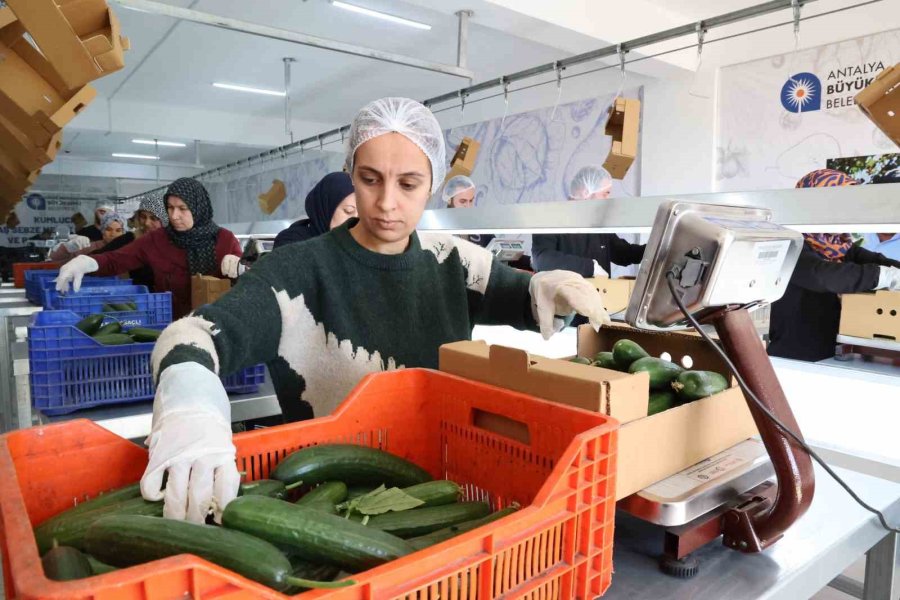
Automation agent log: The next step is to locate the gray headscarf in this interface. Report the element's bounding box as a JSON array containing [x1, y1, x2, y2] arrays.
[[138, 192, 169, 227]]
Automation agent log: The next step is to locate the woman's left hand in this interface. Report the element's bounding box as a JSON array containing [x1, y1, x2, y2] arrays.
[[220, 254, 245, 279]]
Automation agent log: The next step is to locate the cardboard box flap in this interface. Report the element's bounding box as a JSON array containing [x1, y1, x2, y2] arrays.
[[440, 340, 649, 422]]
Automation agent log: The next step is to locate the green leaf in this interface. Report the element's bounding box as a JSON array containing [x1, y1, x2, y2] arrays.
[[355, 486, 425, 516]]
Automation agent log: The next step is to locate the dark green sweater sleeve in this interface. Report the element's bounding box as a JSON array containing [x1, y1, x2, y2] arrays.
[[470, 259, 537, 330]]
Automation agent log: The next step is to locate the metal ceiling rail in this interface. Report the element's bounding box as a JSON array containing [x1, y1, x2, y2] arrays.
[[120, 0, 825, 202], [110, 0, 474, 79]]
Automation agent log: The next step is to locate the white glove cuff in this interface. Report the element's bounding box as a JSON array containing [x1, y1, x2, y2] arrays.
[[79, 256, 100, 272], [592, 260, 609, 278], [155, 362, 231, 425], [876, 266, 891, 290]]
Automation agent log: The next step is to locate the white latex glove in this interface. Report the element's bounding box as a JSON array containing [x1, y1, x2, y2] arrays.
[[592, 260, 610, 278], [64, 235, 91, 252], [55, 255, 99, 293], [140, 362, 240, 524], [876, 266, 900, 291], [530, 270, 612, 340], [220, 254, 245, 279]]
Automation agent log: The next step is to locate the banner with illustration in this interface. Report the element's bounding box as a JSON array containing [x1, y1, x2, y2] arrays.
[[0, 193, 98, 247], [716, 28, 899, 191]]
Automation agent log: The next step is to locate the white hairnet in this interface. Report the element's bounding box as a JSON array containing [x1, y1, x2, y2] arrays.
[[441, 175, 476, 204], [345, 97, 447, 194], [568, 166, 613, 200]]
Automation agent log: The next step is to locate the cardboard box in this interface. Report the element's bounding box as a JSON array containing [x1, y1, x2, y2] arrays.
[[6, 0, 129, 90], [442, 137, 480, 184], [0, 149, 40, 195], [191, 275, 232, 309], [855, 63, 899, 147], [587, 276, 635, 314], [839, 290, 900, 341], [0, 16, 96, 145], [603, 97, 641, 180], [0, 113, 63, 172], [258, 179, 287, 215], [440, 325, 757, 500]]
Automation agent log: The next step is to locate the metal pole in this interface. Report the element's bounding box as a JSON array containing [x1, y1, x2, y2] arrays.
[[110, 0, 474, 79], [194, 140, 201, 167], [456, 10, 473, 71], [283, 58, 296, 143]]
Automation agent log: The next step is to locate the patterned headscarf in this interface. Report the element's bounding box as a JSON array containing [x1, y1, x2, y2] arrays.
[[99, 212, 127, 233], [164, 178, 220, 275], [795, 169, 858, 262], [138, 192, 169, 227]]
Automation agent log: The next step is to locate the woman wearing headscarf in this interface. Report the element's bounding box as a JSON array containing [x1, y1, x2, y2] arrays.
[[55, 178, 242, 319], [133, 97, 610, 524], [50, 212, 130, 264], [76, 201, 115, 242], [134, 193, 169, 238], [273, 172, 357, 248], [767, 169, 900, 362]]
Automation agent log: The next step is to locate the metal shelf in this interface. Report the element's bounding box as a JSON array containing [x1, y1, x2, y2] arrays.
[[836, 335, 900, 353]]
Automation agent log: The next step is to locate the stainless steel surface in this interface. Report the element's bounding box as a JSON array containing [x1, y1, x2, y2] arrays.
[[864, 532, 899, 600], [0, 303, 43, 433], [111, 0, 474, 79], [625, 202, 802, 330], [619, 439, 775, 527], [837, 335, 900, 352], [416, 185, 900, 233], [819, 356, 900, 379], [222, 220, 292, 237], [455, 10, 472, 71], [606, 465, 900, 600]]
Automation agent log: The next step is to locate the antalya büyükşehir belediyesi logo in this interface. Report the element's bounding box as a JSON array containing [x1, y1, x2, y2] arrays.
[[780, 72, 822, 112]]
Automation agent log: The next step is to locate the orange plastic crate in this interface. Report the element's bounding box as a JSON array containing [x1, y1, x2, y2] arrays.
[[0, 368, 618, 599], [13, 261, 58, 288]]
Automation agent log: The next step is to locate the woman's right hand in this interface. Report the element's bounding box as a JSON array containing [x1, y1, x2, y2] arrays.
[[55, 255, 99, 293], [140, 362, 241, 523]]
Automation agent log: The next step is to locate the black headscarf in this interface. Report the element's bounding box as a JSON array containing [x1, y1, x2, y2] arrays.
[[164, 178, 220, 275], [272, 172, 354, 249]]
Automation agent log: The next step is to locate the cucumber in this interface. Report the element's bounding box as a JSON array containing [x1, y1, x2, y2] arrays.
[[34, 497, 163, 554], [110, 302, 136, 312], [365, 502, 491, 538], [628, 357, 684, 390], [288, 562, 343, 592], [222, 495, 414, 571], [100, 303, 117, 313], [48, 482, 142, 521], [648, 390, 676, 416], [239, 479, 301, 500], [85, 514, 351, 592], [42, 546, 93, 581], [92, 333, 135, 346], [92, 322, 122, 337], [592, 351, 618, 370], [272, 444, 432, 487], [569, 357, 592, 365], [612, 339, 650, 369], [296, 481, 348, 506], [74, 314, 104, 336], [128, 327, 161, 343], [408, 505, 519, 550], [671, 371, 730, 401], [346, 485, 375, 501], [86, 554, 117, 575], [402, 480, 460, 507]]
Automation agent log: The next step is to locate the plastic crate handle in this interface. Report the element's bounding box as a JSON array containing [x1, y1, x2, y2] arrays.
[[472, 408, 531, 445]]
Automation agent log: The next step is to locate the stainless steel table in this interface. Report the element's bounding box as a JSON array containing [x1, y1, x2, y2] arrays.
[[605, 465, 900, 599], [0, 300, 43, 432]]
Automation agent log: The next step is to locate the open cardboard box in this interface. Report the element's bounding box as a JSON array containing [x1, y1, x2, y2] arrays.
[[839, 290, 900, 341], [5, 0, 129, 90], [586, 276, 635, 314], [0, 112, 63, 172], [0, 12, 96, 146], [440, 324, 757, 500], [855, 63, 899, 147], [603, 97, 641, 180], [442, 137, 481, 185]]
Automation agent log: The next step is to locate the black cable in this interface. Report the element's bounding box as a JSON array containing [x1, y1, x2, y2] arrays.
[[665, 271, 899, 534]]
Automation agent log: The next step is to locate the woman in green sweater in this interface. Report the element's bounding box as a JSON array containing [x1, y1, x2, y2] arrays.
[[141, 97, 611, 523]]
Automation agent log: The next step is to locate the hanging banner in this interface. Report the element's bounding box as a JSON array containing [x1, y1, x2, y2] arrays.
[[716, 29, 899, 191], [0, 193, 96, 247]]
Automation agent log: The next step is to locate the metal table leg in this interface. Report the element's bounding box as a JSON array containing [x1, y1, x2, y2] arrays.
[[864, 531, 899, 600]]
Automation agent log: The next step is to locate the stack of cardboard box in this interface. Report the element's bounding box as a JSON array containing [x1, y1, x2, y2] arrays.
[[0, 0, 129, 216]]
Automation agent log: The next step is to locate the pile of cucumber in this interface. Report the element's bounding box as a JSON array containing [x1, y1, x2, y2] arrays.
[[74, 313, 161, 346], [571, 339, 729, 416], [34, 444, 518, 593]]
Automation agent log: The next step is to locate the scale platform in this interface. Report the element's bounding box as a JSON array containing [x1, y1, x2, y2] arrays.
[[619, 439, 774, 527]]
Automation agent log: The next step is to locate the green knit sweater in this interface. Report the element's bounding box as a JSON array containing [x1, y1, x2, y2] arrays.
[[153, 220, 537, 418]]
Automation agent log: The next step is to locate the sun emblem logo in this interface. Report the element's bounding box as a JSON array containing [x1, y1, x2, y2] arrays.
[[780, 72, 822, 113]]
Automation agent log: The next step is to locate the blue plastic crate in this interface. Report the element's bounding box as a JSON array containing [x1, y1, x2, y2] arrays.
[[28, 311, 265, 415], [24, 270, 127, 305], [42, 285, 173, 326]]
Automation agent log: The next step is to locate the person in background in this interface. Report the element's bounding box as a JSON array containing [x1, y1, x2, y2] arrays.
[[768, 169, 900, 362], [864, 233, 900, 262], [136, 97, 610, 523], [273, 173, 356, 248], [71, 212, 87, 233], [76, 201, 114, 242], [134, 194, 169, 238], [532, 166, 645, 278], [55, 178, 242, 319], [50, 212, 129, 264], [442, 175, 476, 209]]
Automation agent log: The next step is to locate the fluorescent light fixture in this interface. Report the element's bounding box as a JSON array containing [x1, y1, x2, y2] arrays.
[[112, 153, 159, 160], [132, 139, 187, 147], [212, 82, 286, 97], [331, 1, 431, 30]]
